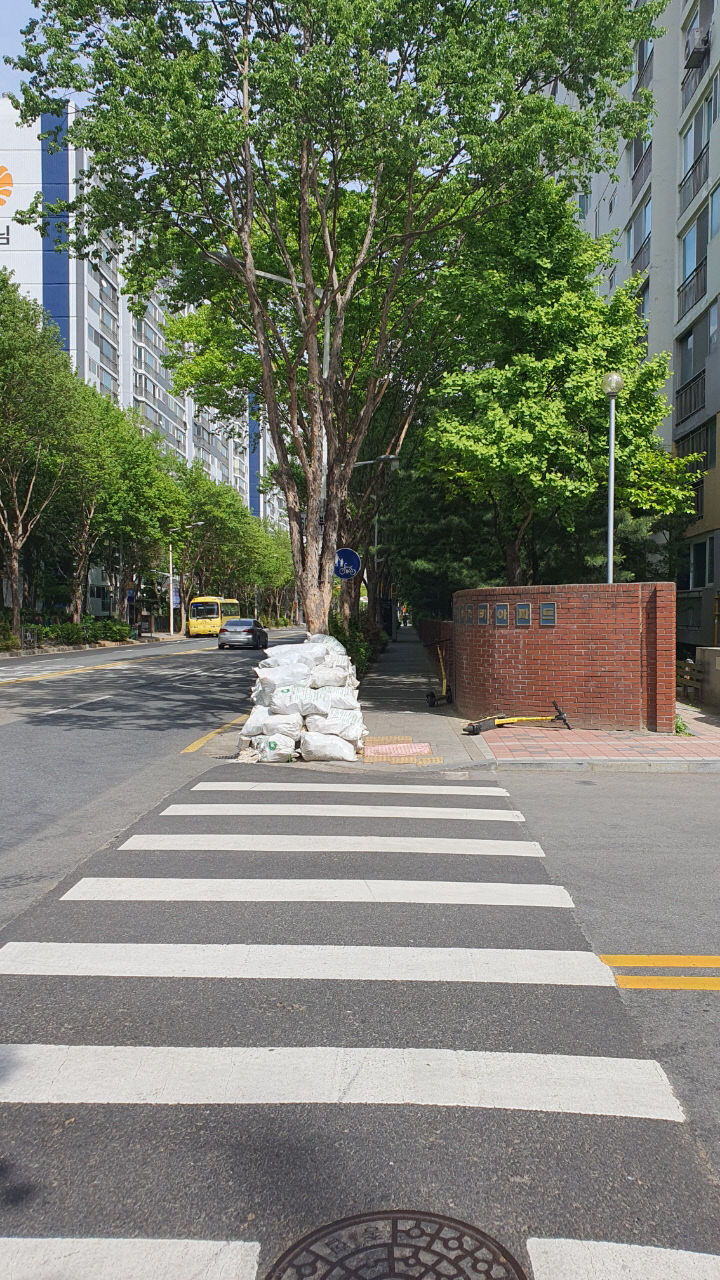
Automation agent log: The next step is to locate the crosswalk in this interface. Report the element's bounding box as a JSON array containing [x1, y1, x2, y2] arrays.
[[1, 766, 719, 1278]]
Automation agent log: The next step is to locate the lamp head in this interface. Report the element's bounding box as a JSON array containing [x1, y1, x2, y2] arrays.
[[601, 371, 624, 397]]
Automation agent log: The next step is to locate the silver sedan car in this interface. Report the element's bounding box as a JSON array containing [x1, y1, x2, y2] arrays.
[[217, 618, 269, 650]]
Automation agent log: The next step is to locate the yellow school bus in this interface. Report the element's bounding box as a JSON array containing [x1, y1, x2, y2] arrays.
[[186, 596, 241, 636]]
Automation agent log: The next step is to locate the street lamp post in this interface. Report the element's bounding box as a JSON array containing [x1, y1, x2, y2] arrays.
[[601, 372, 624, 585], [169, 522, 204, 636]]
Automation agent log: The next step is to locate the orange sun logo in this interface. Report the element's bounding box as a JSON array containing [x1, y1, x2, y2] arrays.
[[0, 166, 13, 207]]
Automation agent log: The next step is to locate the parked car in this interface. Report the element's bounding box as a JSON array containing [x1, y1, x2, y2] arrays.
[[217, 618, 269, 650]]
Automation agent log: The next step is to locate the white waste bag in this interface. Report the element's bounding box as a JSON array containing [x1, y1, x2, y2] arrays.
[[263, 711, 304, 741], [256, 664, 314, 694], [253, 733, 296, 763], [241, 705, 270, 739], [309, 664, 353, 689], [250, 680, 273, 706], [327, 686, 361, 711], [305, 633, 347, 655], [305, 710, 367, 745], [271, 685, 360, 717], [260, 647, 319, 668], [300, 731, 357, 762]]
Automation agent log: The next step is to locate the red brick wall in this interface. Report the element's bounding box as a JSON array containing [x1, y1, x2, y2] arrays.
[[420, 582, 676, 732]]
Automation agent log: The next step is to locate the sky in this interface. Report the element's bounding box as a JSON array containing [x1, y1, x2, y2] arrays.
[[1, 0, 38, 96]]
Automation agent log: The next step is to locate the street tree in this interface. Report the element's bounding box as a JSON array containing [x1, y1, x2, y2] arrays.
[[52, 387, 142, 622], [0, 270, 80, 633], [14, 0, 660, 629], [422, 181, 697, 584]]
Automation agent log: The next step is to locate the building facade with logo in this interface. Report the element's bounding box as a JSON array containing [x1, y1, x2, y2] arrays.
[[0, 96, 284, 528]]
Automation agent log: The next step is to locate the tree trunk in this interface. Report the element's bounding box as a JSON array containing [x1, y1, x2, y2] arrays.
[[505, 542, 523, 586], [9, 541, 21, 635]]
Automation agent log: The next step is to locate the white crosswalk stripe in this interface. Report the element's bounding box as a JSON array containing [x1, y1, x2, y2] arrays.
[[120, 833, 543, 855], [161, 802, 525, 821], [192, 781, 510, 796], [61, 877, 574, 906], [0, 941, 613, 984], [0, 771, 706, 1267], [0, 1043, 683, 1117], [527, 1238, 720, 1278], [0, 1236, 260, 1280]]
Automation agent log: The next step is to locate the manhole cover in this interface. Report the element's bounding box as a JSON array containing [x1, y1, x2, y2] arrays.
[[265, 1211, 528, 1280]]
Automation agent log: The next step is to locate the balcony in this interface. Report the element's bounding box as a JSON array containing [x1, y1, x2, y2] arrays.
[[679, 143, 709, 214], [682, 47, 710, 110], [676, 369, 706, 423], [677, 257, 707, 320], [631, 231, 651, 274], [633, 49, 654, 97], [631, 143, 652, 202]]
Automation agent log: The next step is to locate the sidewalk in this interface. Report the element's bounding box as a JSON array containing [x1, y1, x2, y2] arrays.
[[359, 628, 492, 770], [360, 630, 720, 772]]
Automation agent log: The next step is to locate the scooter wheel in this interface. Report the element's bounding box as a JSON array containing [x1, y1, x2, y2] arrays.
[[446, 689, 453, 705], [426, 692, 436, 707]]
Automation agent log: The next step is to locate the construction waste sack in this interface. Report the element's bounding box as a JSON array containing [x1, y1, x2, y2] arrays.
[[244, 633, 367, 763], [300, 731, 357, 762], [305, 709, 367, 746], [254, 733, 297, 763]]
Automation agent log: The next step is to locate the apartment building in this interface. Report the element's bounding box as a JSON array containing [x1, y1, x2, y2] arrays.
[[0, 96, 283, 525], [577, 0, 720, 648]]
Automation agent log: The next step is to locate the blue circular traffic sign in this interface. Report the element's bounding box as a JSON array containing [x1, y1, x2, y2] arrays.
[[334, 548, 361, 579]]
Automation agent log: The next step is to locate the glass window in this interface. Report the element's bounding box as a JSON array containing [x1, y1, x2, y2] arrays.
[[679, 330, 694, 384], [711, 187, 720, 237], [692, 540, 707, 587], [683, 223, 697, 278], [709, 536, 715, 585], [626, 226, 632, 260], [682, 125, 693, 175], [643, 198, 651, 237], [710, 301, 719, 349], [189, 601, 219, 619], [713, 70, 719, 121]]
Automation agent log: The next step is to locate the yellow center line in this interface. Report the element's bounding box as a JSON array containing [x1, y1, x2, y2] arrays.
[[616, 975, 720, 991], [601, 954, 720, 968], [181, 714, 249, 754], [0, 647, 212, 687]]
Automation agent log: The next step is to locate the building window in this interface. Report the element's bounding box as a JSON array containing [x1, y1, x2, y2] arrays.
[[608, 195, 615, 215], [710, 300, 719, 349], [682, 222, 697, 278], [689, 535, 714, 586], [608, 269, 616, 292], [578, 193, 589, 219], [713, 70, 719, 121], [711, 186, 720, 237], [625, 226, 632, 260]]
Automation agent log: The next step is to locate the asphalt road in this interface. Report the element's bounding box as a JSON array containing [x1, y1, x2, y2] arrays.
[[0, 763, 718, 1280], [0, 632, 303, 926], [502, 769, 720, 1179]]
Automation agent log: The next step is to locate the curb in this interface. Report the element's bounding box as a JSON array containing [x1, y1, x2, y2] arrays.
[[491, 757, 720, 772], [0, 636, 177, 662]]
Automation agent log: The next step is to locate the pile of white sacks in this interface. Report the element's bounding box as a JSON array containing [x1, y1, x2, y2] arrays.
[[240, 632, 367, 763]]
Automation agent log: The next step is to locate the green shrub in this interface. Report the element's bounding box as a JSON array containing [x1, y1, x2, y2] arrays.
[[328, 611, 387, 678], [0, 620, 20, 652]]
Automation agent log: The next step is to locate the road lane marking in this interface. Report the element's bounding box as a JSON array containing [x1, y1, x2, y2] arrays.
[[181, 714, 249, 753], [527, 1238, 720, 1278], [62, 877, 573, 907], [0, 942, 609, 985], [616, 975, 720, 990], [601, 953, 720, 967], [162, 802, 524, 822], [0, 647, 212, 687], [120, 834, 544, 856], [41, 694, 112, 716], [193, 782, 510, 796], [0, 1044, 683, 1118], [0, 1236, 260, 1280]]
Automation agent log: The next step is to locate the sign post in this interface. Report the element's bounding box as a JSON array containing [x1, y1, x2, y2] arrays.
[[334, 548, 361, 579]]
